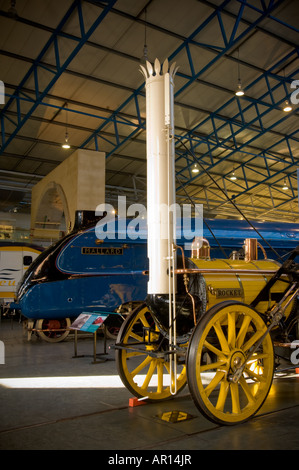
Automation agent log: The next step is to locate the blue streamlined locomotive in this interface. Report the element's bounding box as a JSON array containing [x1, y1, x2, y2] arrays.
[[13, 211, 299, 342]]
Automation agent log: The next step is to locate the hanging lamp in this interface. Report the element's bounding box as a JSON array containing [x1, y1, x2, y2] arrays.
[[235, 49, 244, 96], [62, 104, 70, 149]]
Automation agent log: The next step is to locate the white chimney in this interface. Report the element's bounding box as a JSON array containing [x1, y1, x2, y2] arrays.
[[140, 58, 178, 295]]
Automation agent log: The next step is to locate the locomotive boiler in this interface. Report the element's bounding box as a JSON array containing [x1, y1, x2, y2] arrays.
[[115, 59, 299, 426]]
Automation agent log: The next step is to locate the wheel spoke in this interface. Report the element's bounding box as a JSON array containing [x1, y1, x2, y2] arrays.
[[213, 320, 229, 354], [216, 381, 229, 411], [204, 371, 225, 397], [248, 352, 269, 362], [128, 331, 144, 342], [238, 376, 256, 404], [141, 359, 157, 390], [139, 312, 151, 329], [227, 311, 236, 348], [230, 383, 241, 414], [157, 361, 164, 393], [244, 365, 267, 383], [199, 360, 227, 372], [243, 327, 266, 353], [131, 356, 152, 378], [236, 315, 252, 348], [204, 339, 227, 360]]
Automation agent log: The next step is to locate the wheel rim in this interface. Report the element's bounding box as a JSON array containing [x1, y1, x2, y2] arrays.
[[188, 303, 274, 424], [116, 305, 187, 401]]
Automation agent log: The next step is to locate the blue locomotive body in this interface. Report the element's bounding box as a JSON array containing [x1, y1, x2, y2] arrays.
[[205, 218, 299, 259], [16, 222, 148, 320], [14, 216, 299, 321]]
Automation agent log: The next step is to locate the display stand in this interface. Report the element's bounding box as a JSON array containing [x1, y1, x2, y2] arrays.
[[70, 313, 114, 364]]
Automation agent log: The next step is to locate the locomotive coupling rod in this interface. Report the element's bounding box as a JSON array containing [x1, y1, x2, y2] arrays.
[[228, 283, 299, 384]]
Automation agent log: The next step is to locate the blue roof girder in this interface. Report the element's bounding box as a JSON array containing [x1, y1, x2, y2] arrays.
[[222, 132, 299, 185], [175, 47, 299, 184], [171, 0, 286, 96], [175, 45, 299, 157], [175, 106, 299, 193], [224, 130, 299, 196], [176, 127, 299, 208], [84, 87, 146, 153], [0, 0, 118, 153], [1, 0, 295, 177]]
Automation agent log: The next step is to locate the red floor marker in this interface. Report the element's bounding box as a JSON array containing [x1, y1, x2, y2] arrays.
[[129, 397, 147, 407]]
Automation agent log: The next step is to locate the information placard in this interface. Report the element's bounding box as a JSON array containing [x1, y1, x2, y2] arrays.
[[70, 313, 108, 333]]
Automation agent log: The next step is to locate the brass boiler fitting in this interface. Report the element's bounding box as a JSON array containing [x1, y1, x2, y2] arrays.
[[191, 237, 210, 260], [177, 237, 211, 325], [175, 244, 197, 326], [244, 238, 267, 261]]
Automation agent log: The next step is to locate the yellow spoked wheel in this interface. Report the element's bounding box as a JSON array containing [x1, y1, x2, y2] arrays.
[[187, 301, 274, 425], [116, 303, 187, 401]]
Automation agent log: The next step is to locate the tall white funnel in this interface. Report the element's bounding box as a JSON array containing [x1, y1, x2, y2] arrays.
[[140, 58, 178, 295]]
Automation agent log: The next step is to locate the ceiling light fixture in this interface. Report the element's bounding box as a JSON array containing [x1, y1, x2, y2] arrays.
[[62, 103, 70, 149], [235, 49, 244, 97], [235, 79, 244, 96], [230, 171, 237, 181], [192, 164, 199, 173], [283, 100, 292, 112], [282, 69, 292, 112], [62, 130, 70, 149], [282, 179, 288, 190]]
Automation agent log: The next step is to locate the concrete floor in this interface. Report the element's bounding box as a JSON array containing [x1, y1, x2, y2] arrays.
[[1, 318, 299, 451]]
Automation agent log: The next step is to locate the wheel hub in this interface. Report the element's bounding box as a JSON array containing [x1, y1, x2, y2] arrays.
[[227, 350, 246, 382], [47, 319, 61, 330]]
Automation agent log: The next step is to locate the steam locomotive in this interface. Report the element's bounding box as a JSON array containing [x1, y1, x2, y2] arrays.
[[115, 232, 299, 426], [115, 58, 299, 426], [13, 209, 299, 346]]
